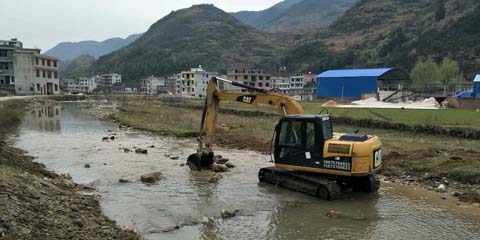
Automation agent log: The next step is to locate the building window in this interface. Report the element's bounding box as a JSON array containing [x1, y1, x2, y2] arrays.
[[42, 59, 45, 66], [37, 84, 40, 91], [266, 83, 270, 87], [54, 61, 57, 67], [54, 72, 58, 79], [235, 76, 238, 80], [0, 50, 8, 57], [259, 83, 263, 87], [47, 60, 51, 67], [266, 76, 270, 80], [42, 71, 46, 78], [36, 58, 39, 65], [244, 76, 248, 80], [259, 76, 263, 80], [251, 76, 257, 81], [47, 71, 52, 79], [36, 70, 40, 77], [54, 84, 58, 92]]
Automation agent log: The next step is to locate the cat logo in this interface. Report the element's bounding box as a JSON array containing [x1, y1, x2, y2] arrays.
[[236, 95, 256, 104]]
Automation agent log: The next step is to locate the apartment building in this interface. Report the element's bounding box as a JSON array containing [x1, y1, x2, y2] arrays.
[[226, 68, 272, 92], [0, 39, 20, 94], [140, 76, 166, 95], [179, 66, 218, 98], [0, 38, 60, 95], [65, 77, 97, 94], [289, 73, 317, 96], [271, 77, 290, 94], [96, 73, 122, 86]]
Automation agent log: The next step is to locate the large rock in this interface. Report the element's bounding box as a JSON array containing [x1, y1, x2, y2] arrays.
[[208, 173, 223, 183], [141, 172, 162, 183]]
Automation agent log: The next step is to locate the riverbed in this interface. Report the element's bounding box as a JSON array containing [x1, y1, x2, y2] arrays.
[[13, 102, 480, 240]]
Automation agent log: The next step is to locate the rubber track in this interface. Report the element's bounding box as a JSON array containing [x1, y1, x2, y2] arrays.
[[367, 174, 380, 192], [259, 167, 342, 200]]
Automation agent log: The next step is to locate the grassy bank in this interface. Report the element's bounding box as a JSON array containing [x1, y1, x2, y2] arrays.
[[110, 97, 480, 194], [0, 99, 139, 239]]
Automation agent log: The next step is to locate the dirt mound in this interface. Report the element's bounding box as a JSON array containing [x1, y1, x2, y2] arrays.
[[322, 100, 337, 107], [216, 129, 270, 154]]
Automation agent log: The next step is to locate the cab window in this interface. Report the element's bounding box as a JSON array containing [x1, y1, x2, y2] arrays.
[[306, 122, 315, 149], [278, 121, 303, 146], [321, 117, 333, 140]]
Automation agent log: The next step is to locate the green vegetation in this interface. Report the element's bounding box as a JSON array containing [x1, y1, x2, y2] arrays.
[[410, 57, 463, 92], [60, 55, 96, 79]]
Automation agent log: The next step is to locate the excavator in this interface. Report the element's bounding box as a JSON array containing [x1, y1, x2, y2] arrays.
[[187, 77, 382, 200]]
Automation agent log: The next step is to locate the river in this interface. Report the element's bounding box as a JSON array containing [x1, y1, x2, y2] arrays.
[[13, 102, 480, 240]]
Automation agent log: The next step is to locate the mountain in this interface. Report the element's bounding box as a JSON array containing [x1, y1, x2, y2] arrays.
[[231, 0, 358, 32], [59, 55, 96, 79], [91, 4, 288, 83], [283, 0, 480, 79], [45, 33, 142, 61]]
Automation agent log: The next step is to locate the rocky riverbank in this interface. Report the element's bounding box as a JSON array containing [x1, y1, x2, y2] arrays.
[[0, 99, 139, 239]]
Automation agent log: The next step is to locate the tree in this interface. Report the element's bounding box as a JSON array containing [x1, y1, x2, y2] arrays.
[[410, 57, 443, 91], [440, 57, 462, 85]]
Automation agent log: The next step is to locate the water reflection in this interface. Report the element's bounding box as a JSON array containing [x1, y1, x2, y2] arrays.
[[22, 103, 61, 132]]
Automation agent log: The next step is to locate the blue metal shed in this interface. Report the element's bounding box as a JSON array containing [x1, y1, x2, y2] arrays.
[[316, 68, 407, 98], [474, 75, 480, 98]]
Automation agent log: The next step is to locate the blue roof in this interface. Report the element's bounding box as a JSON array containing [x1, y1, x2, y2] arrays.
[[317, 68, 394, 78], [474, 75, 480, 82]]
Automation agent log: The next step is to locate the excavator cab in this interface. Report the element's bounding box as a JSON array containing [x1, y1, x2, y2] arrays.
[[273, 115, 333, 169]]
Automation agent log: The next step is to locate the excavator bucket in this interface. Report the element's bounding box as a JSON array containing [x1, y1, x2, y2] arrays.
[[187, 152, 214, 171]]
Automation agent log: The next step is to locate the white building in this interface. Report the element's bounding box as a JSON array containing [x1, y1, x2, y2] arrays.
[[271, 77, 290, 94], [179, 66, 218, 98], [140, 76, 166, 95], [289, 75, 305, 96], [96, 73, 121, 86], [65, 77, 97, 93]]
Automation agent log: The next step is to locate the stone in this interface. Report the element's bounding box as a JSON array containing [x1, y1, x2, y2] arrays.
[[221, 209, 238, 219], [141, 172, 162, 183], [179, 163, 185, 167], [102, 137, 109, 141], [225, 162, 236, 168], [110, 136, 115, 140], [326, 210, 342, 219], [208, 174, 223, 183], [452, 191, 461, 197], [84, 164, 91, 168], [212, 164, 230, 173], [135, 148, 148, 154], [123, 148, 131, 153], [118, 179, 131, 183], [148, 145, 155, 148], [169, 156, 179, 160], [437, 184, 446, 193]]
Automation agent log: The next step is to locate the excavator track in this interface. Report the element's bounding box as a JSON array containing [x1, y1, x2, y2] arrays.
[[351, 174, 381, 193], [258, 167, 342, 200]]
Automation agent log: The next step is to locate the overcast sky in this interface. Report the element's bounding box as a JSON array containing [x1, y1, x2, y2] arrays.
[[1, 0, 282, 51]]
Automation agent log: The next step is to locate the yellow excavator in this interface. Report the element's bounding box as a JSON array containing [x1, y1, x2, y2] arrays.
[[187, 77, 382, 200]]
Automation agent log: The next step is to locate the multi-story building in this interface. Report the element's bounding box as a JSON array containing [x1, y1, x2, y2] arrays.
[[179, 66, 218, 98], [226, 68, 272, 92], [0, 38, 60, 95], [271, 77, 290, 94], [140, 76, 166, 95], [167, 74, 180, 95], [0, 39, 21, 94], [96, 73, 121, 86], [288, 73, 317, 96], [65, 77, 97, 94]]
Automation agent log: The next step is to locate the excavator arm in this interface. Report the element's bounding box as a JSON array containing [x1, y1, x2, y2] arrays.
[[187, 77, 304, 170]]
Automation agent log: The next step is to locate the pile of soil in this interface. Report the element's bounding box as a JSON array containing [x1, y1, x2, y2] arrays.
[[0, 140, 139, 239]]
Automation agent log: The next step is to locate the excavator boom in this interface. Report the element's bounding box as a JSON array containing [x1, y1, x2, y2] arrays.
[[187, 77, 303, 170]]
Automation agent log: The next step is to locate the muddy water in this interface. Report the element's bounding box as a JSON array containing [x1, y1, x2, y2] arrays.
[[14, 103, 480, 240]]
